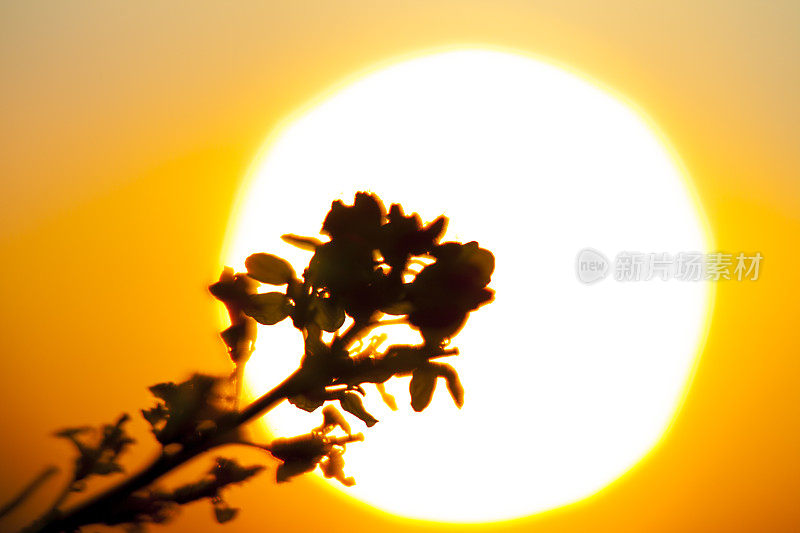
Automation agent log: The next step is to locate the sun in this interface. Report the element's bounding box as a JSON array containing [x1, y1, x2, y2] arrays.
[[222, 48, 710, 523]]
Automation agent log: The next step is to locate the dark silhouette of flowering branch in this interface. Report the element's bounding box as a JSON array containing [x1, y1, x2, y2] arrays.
[[6, 193, 495, 532]]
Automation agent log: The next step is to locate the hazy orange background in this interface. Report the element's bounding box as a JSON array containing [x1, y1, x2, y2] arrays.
[[1, 2, 799, 532]]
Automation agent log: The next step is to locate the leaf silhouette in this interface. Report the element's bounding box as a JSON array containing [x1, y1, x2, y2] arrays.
[[375, 383, 398, 411], [55, 414, 135, 487], [409, 366, 437, 412], [209, 268, 258, 364], [435, 363, 464, 408], [287, 394, 325, 413], [208, 267, 258, 304], [276, 458, 318, 483], [281, 233, 323, 251], [246, 292, 292, 325], [312, 297, 346, 332], [142, 374, 229, 446], [319, 404, 352, 435], [211, 457, 264, 485], [319, 448, 355, 486], [268, 409, 365, 485], [339, 392, 378, 427], [268, 434, 328, 464], [245, 253, 295, 285], [219, 321, 257, 364], [380, 300, 413, 316], [213, 506, 239, 524]]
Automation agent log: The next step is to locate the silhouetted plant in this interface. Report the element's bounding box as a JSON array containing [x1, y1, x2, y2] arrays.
[[6, 193, 495, 532]]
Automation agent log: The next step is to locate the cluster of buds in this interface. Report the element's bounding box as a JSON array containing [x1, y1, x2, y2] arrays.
[[267, 405, 364, 486]]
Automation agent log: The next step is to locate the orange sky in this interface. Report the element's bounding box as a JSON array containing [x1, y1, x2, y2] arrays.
[[1, 2, 799, 532]]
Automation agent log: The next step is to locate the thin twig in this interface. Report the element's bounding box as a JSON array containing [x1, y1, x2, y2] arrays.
[[33, 368, 307, 533], [0, 466, 59, 521], [333, 318, 403, 352]]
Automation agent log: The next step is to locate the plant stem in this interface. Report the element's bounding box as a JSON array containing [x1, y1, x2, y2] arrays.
[[32, 369, 307, 533], [0, 466, 58, 521], [20, 474, 77, 533], [27, 326, 434, 531]]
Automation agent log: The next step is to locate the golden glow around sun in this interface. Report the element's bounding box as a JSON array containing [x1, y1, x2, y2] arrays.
[[223, 49, 711, 523]]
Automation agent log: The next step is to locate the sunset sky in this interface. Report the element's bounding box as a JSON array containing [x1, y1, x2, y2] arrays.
[[1, 2, 799, 532]]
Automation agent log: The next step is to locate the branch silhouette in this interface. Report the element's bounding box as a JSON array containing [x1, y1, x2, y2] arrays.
[[8, 192, 495, 532]]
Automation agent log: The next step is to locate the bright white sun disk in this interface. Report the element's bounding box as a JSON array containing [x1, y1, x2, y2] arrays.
[[223, 49, 710, 523]]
